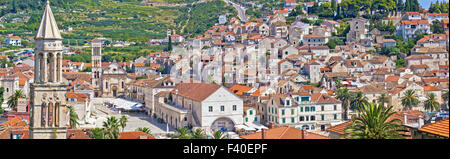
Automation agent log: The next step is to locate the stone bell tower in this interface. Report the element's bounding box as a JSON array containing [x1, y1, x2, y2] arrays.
[[29, 0, 68, 139], [91, 38, 102, 97]]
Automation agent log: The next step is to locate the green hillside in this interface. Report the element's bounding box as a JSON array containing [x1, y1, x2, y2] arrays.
[[0, 0, 235, 44]]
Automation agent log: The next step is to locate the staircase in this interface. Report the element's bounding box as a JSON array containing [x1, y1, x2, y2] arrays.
[[191, 110, 201, 127]]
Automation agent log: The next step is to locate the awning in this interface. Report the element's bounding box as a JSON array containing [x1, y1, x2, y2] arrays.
[[235, 124, 256, 131], [245, 122, 268, 130], [104, 98, 144, 111]]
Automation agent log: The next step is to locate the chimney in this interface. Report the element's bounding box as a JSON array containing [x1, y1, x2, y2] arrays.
[[261, 128, 266, 139], [403, 113, 408, 125], [268, 122, 275, 129], [418, 116, 424, 128], [302, 129, 307, 139]]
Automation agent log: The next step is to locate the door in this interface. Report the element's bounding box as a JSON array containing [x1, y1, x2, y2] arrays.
[[112, 86, 118, 97]]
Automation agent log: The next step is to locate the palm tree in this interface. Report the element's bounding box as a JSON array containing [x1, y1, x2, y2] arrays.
[[212, 130, 227, 139], [103, 116, 120, 139], [335, 87, 353, 120], [91, 128, 106, 139], [424, 93, 440, 112], [350, 91, 368, 111], [335, 78, 342, 90], [377, 93, 389, 107], [442, 90, 449, 110], [344, 103, 404, 139], [119, 115, 128, 132], [191, 128, 207, 139], [136, 127, 152, 135], [401, 89, 419, 110], [175, 127, 191, 139], [66, 105, 79, 129], [7, 90, 24, 110]]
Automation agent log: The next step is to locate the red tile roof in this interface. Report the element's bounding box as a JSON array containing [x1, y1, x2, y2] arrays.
[[423, 85, 441, 91], [418, 119, 449, 138], [385, 76, 400, 82], [229, 84, 253, 95], [240, 126, 329, 139], [326, 120, 353, 136], [67, 129, 92, 139], [119, 131, 156, 139], [171, 83, 222, 101]]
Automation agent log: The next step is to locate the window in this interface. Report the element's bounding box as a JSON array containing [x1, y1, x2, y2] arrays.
[[184, 117, 187, 121], [271, 107, 274, 114], [311, 106, 315, 112], [291, 117, 295, 123], [291, 109, 295, 115], [306, 116, 309, 121], [321, 115, 325, 120], [305, 107, 310, 112], [282, 118, 286, 123], [282, 110, 285, 115], [245, 117, 248, 122], [300, 116, 304, 121], [249, 110, 253, 115], [334, 114, 337, 120], [334, 105, 337, 110], [321, 106, 324, 111], [209, 106, 213, 112], [233, 105, 237, 111], [300, 107, 303, 112], [254, 117, 258, 121], [311, 116, 315, 121], [221, 105, 225, 112]]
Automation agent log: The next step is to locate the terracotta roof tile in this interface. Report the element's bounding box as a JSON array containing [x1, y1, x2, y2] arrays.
[[418, 119, 449, 138], [241, 126, 329, 139], [119, 131, 155, 139], [172, 83, 222, 101]]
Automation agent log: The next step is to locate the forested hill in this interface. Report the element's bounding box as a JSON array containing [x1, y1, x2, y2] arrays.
[[0, 0, 236, 43]]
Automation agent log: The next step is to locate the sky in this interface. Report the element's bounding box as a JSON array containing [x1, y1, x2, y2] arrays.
[[419, 0, 449, 9]]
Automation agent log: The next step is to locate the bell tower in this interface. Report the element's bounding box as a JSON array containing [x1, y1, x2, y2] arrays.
[[29, 0, 68, 139], [91, 38, 102, 97]]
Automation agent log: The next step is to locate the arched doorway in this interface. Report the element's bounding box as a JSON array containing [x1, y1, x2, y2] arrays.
[[211, 117, 235, 132], [112, 86, 118, 97]]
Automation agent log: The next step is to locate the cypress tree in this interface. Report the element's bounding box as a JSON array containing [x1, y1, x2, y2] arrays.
[[331, 0, 337, 11], [11, 0, 17, 13], [167, 35, 172, 51]]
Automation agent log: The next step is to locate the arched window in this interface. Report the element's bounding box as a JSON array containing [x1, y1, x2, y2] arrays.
[[48, 103, 53, 126], [302, 125, 310, 130]]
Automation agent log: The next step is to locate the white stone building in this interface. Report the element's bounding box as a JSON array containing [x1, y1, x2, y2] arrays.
[[153, 83, 243, 133]]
